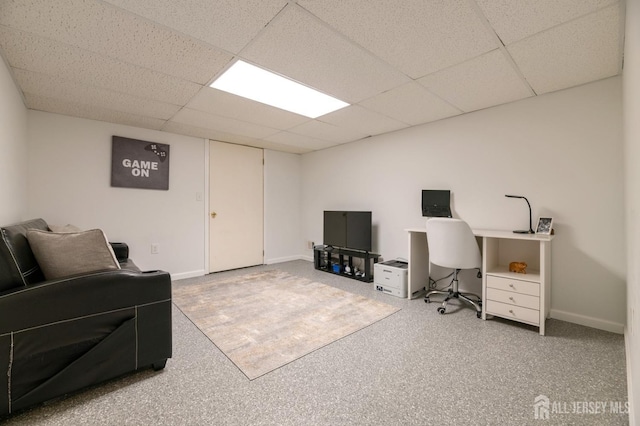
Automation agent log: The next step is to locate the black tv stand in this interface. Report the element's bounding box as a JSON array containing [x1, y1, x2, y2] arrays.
[[313, 245, 380, 283]]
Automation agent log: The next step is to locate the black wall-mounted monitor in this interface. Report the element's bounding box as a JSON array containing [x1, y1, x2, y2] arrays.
[[323, 211, 372, 252], [421, 190, 452, 217]]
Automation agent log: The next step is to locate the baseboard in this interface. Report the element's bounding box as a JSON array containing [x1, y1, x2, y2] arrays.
[[551, 309, 625, 334], [265, 255, 306, 265], [171, 269, 206, 281], [625, 327, 636, 425], [169, 259, 315, 278]]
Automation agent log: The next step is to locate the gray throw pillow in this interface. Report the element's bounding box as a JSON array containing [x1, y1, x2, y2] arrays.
[[26, 229, 121, 280], [49, 223, 83, 233]]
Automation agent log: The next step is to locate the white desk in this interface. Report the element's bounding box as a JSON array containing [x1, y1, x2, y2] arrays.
[[406, 228, 554, 335]]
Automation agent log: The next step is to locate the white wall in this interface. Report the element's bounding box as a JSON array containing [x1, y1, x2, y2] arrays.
[[27, 111, 207, 279], [623, 0, 640, 422], [264, 150, 303, 264], [301, 77, 625, 333], [0, 59, 28, 224], [25, 111, 305, 278]]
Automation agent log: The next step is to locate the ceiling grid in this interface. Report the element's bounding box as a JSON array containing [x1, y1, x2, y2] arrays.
[[0, 0, 625, 153]]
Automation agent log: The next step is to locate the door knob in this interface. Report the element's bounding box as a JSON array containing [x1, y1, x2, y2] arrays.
[[210, 212, 217, 218]]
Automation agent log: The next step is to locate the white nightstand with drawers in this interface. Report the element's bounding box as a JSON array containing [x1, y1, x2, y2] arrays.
[[479, 230, 553, 335]]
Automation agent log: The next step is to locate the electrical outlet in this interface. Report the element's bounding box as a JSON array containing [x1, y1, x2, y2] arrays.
[[307, 241, 315, 249], [151, 243, 159, 254]]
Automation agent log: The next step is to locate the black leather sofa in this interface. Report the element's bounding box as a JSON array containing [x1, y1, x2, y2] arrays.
[[0, 218, 172, 417]]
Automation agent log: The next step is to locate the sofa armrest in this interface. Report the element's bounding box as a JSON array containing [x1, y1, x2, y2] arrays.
[[109, 242, 129, 262], [0, 269, 171, 335]]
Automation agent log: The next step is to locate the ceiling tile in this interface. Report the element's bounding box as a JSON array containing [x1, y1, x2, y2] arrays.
[[162, 122, 312, 154], [25, 93, 166, 130], [0, 0, 232, 85], [186, 87, 311, 130], [163, 121, 311, 153], [418, 49, 533, 113], [162, 121, 259, 145], [359, 82, 462, 126], [251, 139, 312, 154], [102, 0, 287, 54], [264, 131, 339, 152], [161, 121, 218, 140], [287, 119, 367, 144], [319, 105, 408, 137], [170, 108, 280, 139], [507, 4, 622, 94], [15, 69, 181, 120], [475, 0, 619, 44], [249, 139, 312, 154], [299, 0, 500, 79], [0, 26, 202, 105], [241, 4, 410, 104]]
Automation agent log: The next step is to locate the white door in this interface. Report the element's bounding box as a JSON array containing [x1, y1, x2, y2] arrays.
[[209, 140, 264, 272]]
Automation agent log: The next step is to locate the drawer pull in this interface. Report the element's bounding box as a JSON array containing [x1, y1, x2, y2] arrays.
[[509, 309, 515, 314], [509, 297, 515, 302], [509, 284, 516, 289]]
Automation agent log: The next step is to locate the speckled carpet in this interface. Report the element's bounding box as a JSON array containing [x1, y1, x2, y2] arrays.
[[173, 269, 400, 379], [2, 262, 629, 425]]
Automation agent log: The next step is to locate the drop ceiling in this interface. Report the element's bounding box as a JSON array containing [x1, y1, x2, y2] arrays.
[[0, 0, 625, 154]]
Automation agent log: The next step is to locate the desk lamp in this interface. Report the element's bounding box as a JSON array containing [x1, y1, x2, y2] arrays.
[[505, 195, 534, 234]]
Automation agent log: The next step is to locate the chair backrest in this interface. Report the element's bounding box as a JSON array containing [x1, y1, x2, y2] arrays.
[[425, 218, 481, 270]]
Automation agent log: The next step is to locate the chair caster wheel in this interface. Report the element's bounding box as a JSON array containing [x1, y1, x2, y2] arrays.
[[477, 311, 482, 319], [437, 307, 446, 315], [424, 297, 430, 303]]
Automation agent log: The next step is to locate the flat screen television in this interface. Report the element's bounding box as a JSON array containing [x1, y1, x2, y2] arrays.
[[323, 211, 372, 252]]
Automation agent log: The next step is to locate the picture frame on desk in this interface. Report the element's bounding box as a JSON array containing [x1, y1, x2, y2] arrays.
[[536, 217, 553, 235]]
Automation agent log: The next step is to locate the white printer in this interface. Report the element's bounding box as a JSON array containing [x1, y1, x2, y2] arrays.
[[373, 260, 408, 298]]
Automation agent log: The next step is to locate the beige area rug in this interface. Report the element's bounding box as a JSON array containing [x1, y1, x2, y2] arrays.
[[173, 270, 400, 380]]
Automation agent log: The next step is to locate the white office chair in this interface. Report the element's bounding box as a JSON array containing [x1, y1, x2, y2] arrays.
[[424, 218, 483, 318]]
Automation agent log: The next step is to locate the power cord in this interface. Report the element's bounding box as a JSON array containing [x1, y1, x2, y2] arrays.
[[428, 271, 454, 291], [427, 268, 482, 291]]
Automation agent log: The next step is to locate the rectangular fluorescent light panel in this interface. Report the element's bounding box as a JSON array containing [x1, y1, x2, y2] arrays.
[[210, 60, 349, 119]]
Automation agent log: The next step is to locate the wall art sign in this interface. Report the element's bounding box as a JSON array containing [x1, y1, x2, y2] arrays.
[[111, 136, 170, 190]]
